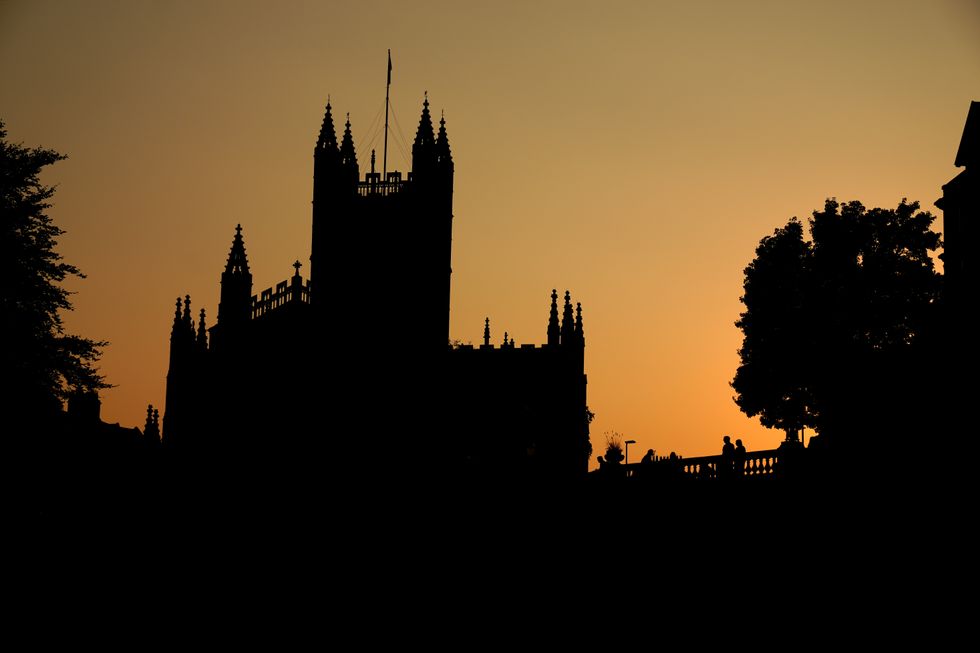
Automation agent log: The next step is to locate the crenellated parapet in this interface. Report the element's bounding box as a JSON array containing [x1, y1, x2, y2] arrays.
[[452, 340, 583, 356], [251, 272, 311, 319], [312, 95, 452, 195], [468, 289, 586, 354], [358, 171, 409, 197]]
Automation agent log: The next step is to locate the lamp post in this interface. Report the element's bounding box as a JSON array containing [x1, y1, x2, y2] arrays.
[[625, 439, 636, 467]]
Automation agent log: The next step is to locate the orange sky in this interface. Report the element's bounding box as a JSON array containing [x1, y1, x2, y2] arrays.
[[2, 0, 978, 464]]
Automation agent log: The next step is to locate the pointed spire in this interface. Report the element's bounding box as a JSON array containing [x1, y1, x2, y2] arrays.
[[225, 224, 250, 276], [371, 149, 376, 175], [170, 295, 194, 355], [171, 297, 182, 333], [197, 308, 208, 349], [183, 295, 192, 330], [144, 404, 160, 442], [436, 110, 453, 167], [575, 302, 585, 346], [219, 225, 253, 328], [340, 112, 358, 172], [413, 94, 436, 167], [561, 291, 575, 345], [547, 289, 560, 346], [483, 317, 491, 347], [184, 296, 198, 346], [316, 99, 339, 151]]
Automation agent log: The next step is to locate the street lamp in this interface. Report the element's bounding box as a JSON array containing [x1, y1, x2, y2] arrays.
[[625, 439, 636, 467]]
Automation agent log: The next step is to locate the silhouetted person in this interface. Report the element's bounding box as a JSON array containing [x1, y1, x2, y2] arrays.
[[633, 448, 655, 480], [734, 439, 746, 477], [721, 435, 735, 480]]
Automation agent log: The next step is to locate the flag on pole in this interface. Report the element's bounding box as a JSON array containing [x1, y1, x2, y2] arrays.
[[387, 50, 392, 85]]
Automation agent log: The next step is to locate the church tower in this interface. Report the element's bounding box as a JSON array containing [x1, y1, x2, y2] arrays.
[[310, 95, 454, 352]]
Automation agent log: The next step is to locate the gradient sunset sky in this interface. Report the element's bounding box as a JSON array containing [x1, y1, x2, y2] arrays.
[[2, 0, 978, 463]]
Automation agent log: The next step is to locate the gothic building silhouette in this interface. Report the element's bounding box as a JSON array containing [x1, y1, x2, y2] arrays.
[[162, 96, 591, 480]]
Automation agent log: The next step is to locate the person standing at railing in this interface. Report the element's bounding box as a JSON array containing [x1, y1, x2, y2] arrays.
[[734, 439, 747, 477], [721, 436, 735, 479]]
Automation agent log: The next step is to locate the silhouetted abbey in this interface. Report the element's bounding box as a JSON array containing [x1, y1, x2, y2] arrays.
[[162, 96, 591, 481]]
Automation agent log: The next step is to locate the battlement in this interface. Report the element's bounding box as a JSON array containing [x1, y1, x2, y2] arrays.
[[453, 343, 537, 351], [450, 342, 582, 357], [251, 274, 310, 320], [357, 171, 412, 197], [456, 290, 586, 357]]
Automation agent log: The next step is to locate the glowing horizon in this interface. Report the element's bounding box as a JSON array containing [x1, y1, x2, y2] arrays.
[[1, 0, 977, 465]]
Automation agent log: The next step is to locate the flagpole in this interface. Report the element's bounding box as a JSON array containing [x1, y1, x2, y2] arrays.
[[383, 49, 391, 180]]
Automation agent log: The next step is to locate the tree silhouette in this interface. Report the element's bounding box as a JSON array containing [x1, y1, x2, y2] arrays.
[[0, 119, 108, 424], [731, 219, 814, 437], [732, 199, 942, 449]]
